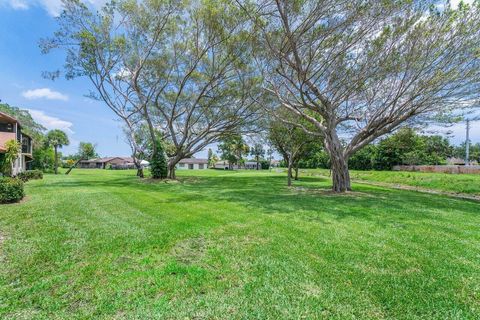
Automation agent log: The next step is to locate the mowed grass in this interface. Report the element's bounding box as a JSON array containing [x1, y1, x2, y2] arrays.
[[0, 169, 479, 319], [305, 168, 480, 195]]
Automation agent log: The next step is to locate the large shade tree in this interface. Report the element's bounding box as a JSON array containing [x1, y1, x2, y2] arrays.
[[238, 0, 480, 192], [42, 0, 262, 179]]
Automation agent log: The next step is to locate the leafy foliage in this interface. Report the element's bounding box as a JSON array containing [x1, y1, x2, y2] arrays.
[[17, 170, 43, 182], [1, 140, 20, 177], [0, 178, 24, 203], [150, 139, 168, 179]]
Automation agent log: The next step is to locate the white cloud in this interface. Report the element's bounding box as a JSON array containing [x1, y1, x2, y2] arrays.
[[22, 88, 69, 101], [7, 0, 28, 10], [2, 0, 106, 16], [28, 109, 74, 134]]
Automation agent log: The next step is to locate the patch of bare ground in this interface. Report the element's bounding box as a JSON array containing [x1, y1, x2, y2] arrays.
[[293, 186, 376, 198], [0, 195, 30, 205], [170, 236, 210, 265], [139, 178, 181, 184]]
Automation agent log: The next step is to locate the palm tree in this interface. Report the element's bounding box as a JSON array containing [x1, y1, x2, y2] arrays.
[[45, 129, 69, 174]]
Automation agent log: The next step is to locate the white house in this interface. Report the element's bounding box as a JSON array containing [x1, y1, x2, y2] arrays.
[[177, 158, 209, 170]]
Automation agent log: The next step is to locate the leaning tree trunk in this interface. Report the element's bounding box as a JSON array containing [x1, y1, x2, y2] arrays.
[[325, 131, 351, 192], [54, 146, 58, 175], [65, 158, 83, 175]]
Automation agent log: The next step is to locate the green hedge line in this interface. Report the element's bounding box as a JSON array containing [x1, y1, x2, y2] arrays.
[[17, 170, 43, 182]]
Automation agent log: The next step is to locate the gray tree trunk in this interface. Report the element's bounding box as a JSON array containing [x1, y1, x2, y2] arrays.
[[294, 166, 299, 180], [325, 131, 351, 192], [287, 158, 293, 187], [54, 146, 58, 175]]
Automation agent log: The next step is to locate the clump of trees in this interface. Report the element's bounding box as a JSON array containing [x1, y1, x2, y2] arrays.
[[43, 0, 262, 180], [41, 0, 480, 192], [295, 128, 456, 171]]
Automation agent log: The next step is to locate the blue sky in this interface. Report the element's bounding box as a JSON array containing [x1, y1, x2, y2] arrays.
[[0, 0, 131, 157], [0, 0, 478, 159]]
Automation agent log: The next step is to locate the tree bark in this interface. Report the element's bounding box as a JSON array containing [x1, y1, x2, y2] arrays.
[[294, 166, 299, 180], [65, 158, 82, 175], [287, 157, 293, 187], [54, 146, 58, 175], [325, 130, 351, 192], [167, 159, 177, 179]]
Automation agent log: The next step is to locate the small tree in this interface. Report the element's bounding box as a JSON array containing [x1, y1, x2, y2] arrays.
[[150, 139, 168, 179], [218, 134, 249, 169], [45, 129, 69, 174], [268, 111, 319, 186], [250, 143, 265, 170], [1, 140, 20, 177]]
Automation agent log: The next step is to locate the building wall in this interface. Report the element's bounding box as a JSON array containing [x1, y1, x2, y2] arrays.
[[177, 163, 208, 170]]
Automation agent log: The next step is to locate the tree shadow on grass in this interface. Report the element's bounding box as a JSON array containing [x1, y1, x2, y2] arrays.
[[36, 172, 480, 226]]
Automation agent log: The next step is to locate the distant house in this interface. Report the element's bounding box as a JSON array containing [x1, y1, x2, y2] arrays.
[[177, 158, 209, 170], [214, 160, 261, 170], [0, 111, 33, 175], [244, 161, 259, 170], [214, 160, 238, 170], [78, 157, 149, 169], [446, 157, 466, 165]]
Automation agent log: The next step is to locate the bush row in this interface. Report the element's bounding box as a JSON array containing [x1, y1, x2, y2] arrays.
[[16, 169, 43, 182], [0, 178, 24, 204]]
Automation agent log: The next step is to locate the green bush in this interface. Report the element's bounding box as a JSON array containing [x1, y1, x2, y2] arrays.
[[17, 170, 44, 182], [0, 178, 24, 203]]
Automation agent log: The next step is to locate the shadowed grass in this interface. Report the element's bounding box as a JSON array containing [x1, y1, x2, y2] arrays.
[[0, 169, 479, 319]]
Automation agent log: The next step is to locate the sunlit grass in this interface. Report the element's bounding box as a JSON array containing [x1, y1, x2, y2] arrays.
[[0, 169, 479, 319]]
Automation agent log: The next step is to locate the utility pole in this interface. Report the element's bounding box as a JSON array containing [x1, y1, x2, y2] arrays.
[[465, 119, 470, 166]]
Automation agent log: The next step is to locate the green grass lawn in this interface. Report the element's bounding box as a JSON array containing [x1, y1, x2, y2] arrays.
[[1, 169, 479, 319], [305, 168, 480, 195]]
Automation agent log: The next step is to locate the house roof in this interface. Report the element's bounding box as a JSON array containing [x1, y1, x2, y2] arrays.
[[178, 158, 209, 164], [81, 157, 133, 163], [0, 111, 19, 124]]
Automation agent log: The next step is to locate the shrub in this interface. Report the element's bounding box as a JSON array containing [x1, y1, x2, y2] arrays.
[[17, 170, 44, 182], [150, 139, 168, 179], [0, 178, 24, 203]]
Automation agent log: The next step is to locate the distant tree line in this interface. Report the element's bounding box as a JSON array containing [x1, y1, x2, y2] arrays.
[[294, 128, 469, 171]]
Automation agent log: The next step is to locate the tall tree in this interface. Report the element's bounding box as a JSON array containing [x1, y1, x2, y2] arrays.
[[250, 143, 265, 170], [45, 129, 70, 174], [42, 0, 262, 180], [238, 0, 480, 192]]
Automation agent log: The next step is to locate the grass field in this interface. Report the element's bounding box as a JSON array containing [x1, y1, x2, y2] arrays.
[[1, 169, 479, 319], [305, 168, 480, 195]]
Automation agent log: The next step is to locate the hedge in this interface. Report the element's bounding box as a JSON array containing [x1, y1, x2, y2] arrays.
[[0, 178, 24, 203], [17, 170, 43, 182]]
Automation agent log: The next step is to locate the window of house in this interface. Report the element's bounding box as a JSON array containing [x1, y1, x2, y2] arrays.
[[199, 164, 204, 169], [0, 122, 13, 132], [188, 164, 194, 169], [179, 163, 185, 168]]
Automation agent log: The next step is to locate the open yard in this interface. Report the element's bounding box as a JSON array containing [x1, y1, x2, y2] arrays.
[[1, 169, 479, 319]]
